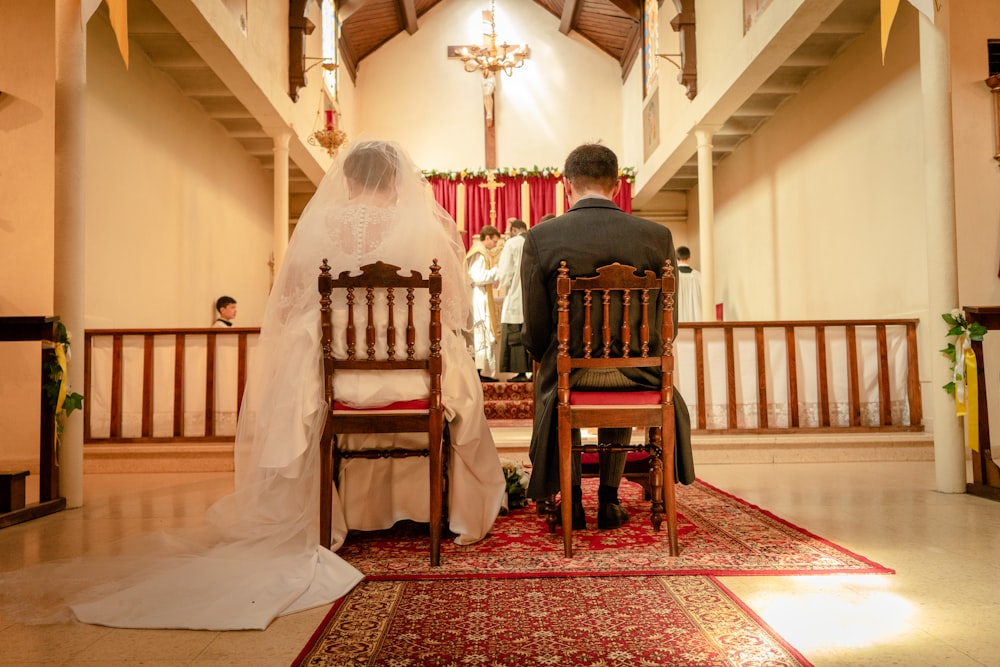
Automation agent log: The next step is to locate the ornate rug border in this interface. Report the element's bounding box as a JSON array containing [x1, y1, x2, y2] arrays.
[[292, 575, 817, 667]]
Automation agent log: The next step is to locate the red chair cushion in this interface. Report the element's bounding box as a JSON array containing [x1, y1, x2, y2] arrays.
[[569, 390, 661, 405]]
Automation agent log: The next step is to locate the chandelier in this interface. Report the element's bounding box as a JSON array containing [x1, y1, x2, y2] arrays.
[[459, 0, 527, 78]]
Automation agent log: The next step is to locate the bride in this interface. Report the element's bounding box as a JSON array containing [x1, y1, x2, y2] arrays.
[[1, 140, 505, 631]]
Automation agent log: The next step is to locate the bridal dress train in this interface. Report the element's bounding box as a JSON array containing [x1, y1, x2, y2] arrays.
[[0, 140, 504, 631]]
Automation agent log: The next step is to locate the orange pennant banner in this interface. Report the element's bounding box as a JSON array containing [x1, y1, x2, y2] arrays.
[[106, 0, 129, 69]]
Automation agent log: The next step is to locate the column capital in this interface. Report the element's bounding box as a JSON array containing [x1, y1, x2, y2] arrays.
[[693, 124, 723, 145]]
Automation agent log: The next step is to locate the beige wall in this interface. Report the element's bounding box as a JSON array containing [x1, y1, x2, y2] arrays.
[[85, 16, 273, 329], [0, 0, 57, 470], [351, 0, 623, 171], [711, 8, 926, 321], [950, 1, 1000, 308]]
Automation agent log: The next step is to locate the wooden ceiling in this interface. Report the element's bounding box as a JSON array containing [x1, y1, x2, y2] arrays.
[[338, 0, 643, 82]]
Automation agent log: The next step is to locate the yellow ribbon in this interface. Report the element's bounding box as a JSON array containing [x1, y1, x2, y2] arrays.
[[964, 347, 979, 452], [953, 333, 979, 451], [55, 342, 68, 416]]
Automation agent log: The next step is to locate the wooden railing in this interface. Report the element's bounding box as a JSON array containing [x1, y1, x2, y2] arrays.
[[83, 318, 923, 444], [678, 319, 922, 434], [84, 327, 257, 443]]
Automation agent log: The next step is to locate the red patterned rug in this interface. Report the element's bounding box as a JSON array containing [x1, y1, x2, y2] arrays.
[[293, 575, 813, 666], [337, 479, 892, 578]]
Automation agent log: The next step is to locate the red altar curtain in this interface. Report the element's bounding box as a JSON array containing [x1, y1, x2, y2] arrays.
[[431, 178, 459, 224], [425, 174, 634, 250]]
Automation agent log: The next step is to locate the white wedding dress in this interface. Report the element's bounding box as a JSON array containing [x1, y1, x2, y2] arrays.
[[1, 140, 504, 631]]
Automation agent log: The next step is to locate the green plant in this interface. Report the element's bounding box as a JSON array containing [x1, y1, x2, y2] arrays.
[[940, 309, 987, 395], [43, 321, 84, 442]]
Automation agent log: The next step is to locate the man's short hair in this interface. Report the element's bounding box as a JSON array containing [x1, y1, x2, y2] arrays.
[[564, 143, 618, 192], [216, 296, 236, 312], [677, 246, 691, 260], [479, 225, 500, 240], [508, 219, 527, 233]]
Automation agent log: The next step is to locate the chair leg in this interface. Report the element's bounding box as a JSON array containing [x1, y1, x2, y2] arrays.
[[648, 428, 665, 532], [319, 430, 334, 550], [664, 454, 679, 558], [558, 413, 575, 558], [428, 417, 445, 567], [656, 426, 680, 557]]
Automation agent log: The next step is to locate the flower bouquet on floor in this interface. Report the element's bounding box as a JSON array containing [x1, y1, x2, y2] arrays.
[[500, 457, 530, 514]]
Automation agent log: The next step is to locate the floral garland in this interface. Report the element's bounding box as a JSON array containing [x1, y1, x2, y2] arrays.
[[43, 321, 84, 446], [422, 165, 637, 183], [940, 309, 986, 396], [499, 457, 530, 514]]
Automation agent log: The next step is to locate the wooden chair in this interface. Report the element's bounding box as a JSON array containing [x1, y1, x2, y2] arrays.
[[317, 259, 449, 566], [550, 259, 679, 558]]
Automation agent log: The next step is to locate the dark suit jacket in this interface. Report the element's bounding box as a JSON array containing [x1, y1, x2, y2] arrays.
[[520, 196, 695, 500]]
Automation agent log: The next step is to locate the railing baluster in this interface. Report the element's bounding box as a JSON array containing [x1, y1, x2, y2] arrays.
[[785, 326, 799, 428], [142, 335, 154, 438], [205, 333, 216, 437], [906, 323, 923, 426], [876, 324, 892, 426], [110, 334, 123, 439], [174, 334, 185, 437], [237, 333, 248, 418], [724, 327, 736, 430], [846, 325, 861, 427], [816, 326, 830, 427], [84, 331, 93, 441], [694, 327, 706, 430], [755, 326, 768, 429]]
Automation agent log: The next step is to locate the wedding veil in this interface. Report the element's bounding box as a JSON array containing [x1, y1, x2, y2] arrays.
[[0, 139, 473, 631]]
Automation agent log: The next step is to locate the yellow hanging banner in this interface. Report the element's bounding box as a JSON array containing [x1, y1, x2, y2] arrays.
[[964, 347, 979, 452], [106, 0, 130, 69], [880, 0, 901, 64]]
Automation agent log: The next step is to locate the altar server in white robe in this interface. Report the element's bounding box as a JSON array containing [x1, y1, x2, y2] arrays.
[[676, 245, 703, 322]]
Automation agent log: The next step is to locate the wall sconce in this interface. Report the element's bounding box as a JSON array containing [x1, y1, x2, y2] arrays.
[[656, 53, 682, 69], [304, 57, 338, 73], [987, 74, 1000, 164]]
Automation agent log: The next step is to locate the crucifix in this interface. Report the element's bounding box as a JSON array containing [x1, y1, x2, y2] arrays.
[[447, 0, 529, 169], [479, 171, 505, 226]]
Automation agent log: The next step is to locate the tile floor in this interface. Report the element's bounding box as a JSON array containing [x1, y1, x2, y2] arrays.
[[1, 441, 999, 666]]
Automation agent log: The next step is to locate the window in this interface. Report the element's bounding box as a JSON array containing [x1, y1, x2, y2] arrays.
[[321, 0, 339, 100]]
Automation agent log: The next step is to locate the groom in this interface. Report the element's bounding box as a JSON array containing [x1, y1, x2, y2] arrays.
[[519, 143, 695, 529]]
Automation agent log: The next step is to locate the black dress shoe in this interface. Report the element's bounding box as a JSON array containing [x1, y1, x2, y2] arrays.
[[509, 373, 530, 382], [597, 502, 630, 530], [479, 374, 498, 383], [555, 500, 586, 530]]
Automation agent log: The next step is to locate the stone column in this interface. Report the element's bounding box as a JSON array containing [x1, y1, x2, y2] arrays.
[[272, 130, 292, 276], [694, 126, 720, 321], [918, 4, 965, 493], [53, 0, 86, 508]]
